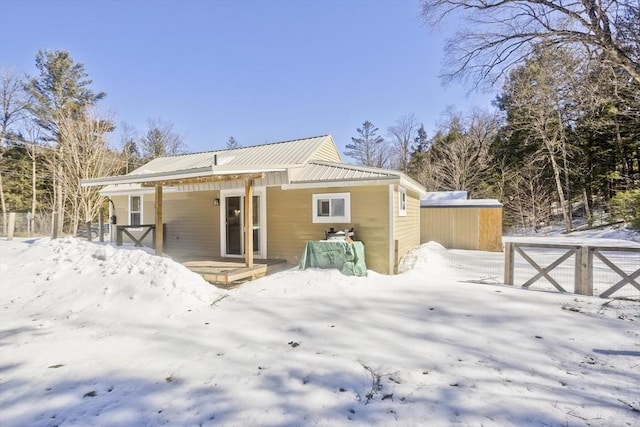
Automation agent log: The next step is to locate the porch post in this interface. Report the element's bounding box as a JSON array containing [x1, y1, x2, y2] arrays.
[[155, 184, 163, 255], [244, 178, 254, 267]]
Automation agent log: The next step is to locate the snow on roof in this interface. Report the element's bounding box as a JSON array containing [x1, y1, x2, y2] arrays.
[[422, 191, 468, 202], [421, 195, 502, 208]]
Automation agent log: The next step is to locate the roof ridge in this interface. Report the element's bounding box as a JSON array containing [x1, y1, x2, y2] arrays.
[[146, 135, 331, 159]]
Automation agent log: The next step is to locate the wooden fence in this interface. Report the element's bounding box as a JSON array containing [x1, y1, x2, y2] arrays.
[[504, 241, 640, 298]]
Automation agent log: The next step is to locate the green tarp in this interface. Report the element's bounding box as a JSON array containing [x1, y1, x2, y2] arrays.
[[299, 241, 367, 276]]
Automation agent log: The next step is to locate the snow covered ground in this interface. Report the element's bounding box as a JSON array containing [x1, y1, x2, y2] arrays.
[[1, 236, 638, 426]]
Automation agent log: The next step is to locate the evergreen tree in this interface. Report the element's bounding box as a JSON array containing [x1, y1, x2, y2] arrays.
[[140, 118, 185, 159], [345, 121, 387, 167], [25, 49, 106, 141], [226, 136, 240, 149]]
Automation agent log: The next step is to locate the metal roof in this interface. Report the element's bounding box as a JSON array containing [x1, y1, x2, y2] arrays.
[[289, 161, 426, 195], [293, 161, 398, 182], [129, 135, 338, 175], [84, 135, 426, 196]]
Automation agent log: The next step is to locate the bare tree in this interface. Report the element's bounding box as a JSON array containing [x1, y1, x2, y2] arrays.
[[1, 68, 29, 136], [498, 45, 579, 232], [55, 108, 124, 233], [502, 156, 554, 232], [140, 117, 185, 159], [425, 109, 498, 195], [432, 130, 493, 193], [1, 68, 30, 235], [420, 0, 640, 86], [388, 113, 419, 172]]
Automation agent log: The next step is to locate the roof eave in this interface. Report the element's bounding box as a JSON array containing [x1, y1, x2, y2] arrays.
[[82, 166, 288, 187], [282, 177, 400, 190]]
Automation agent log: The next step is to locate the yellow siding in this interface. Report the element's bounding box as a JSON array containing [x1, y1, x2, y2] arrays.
[[267, 185, 392, 274], [420, 208, 456, 248], [110, 191, 221, 260], [393, 187, 421, 273], [453, 208, 480, 250], [420, 206, 503, 252]]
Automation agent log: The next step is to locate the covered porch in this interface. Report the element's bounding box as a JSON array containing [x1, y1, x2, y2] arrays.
[[82, 167, 277, 286]]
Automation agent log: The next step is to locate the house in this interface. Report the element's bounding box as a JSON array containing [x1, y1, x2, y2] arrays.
[[82, 135, 426, 275], [420, 191, 503, 252]]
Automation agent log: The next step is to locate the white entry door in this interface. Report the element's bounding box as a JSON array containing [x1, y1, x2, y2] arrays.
[[220, 188, 266, 258]]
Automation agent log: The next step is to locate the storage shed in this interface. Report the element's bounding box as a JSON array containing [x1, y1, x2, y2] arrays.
[[420, 192, 503, 252]]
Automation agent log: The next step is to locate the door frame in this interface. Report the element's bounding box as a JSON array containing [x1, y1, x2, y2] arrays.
[[220, 187, 267, 259]]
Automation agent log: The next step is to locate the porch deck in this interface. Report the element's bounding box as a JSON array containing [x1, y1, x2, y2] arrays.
[[182, 258, 289, 289]]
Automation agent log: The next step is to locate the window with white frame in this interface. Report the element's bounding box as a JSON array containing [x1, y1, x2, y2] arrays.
[[312, 192, 351, 223], [398, 187, 407, 216], [129, 195, 142, 226]]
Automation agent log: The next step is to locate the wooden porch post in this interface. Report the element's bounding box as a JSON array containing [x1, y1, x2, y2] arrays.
[[244, 178, 254, 267], [155, 184, 163, 255]]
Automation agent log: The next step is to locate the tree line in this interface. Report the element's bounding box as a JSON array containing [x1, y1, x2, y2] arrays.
[[346, 0, 639, 231], [0, 50, 246, 237], [2, 0, 639, 236]]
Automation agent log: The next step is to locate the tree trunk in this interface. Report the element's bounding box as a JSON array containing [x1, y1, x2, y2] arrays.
[[30, 158, 36, 235], [0, 169, 6, 236], [548, 148, 572, 232], [56, 173, 64, 236]]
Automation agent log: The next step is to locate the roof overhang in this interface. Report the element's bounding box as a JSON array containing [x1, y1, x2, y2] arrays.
[[81, 166, 285, 188], [282, 176, 426, 195]]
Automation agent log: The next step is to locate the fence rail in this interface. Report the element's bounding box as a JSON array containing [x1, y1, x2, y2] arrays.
[[504, 241, 640, 298]]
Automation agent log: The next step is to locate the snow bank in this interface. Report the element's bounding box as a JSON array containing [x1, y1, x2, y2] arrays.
[[2, 238, 224, 310], [397, 241, 454, 276], [1, 236, 638, 426]]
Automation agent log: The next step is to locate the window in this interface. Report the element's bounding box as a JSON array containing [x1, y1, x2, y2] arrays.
[[312, 192, 351, 223], [398, 188, 407, 217], [129, 195, 142, 226]]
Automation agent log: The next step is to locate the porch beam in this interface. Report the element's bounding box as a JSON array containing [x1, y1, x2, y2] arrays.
[[155, 184, 163, 255], [244, 178, 254, 268], [141, 173, 264, 188]]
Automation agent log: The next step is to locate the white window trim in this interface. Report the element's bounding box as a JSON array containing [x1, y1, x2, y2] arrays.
[[312, 192, 351, 223], [398, 187, 407, 217], [219, 187, 267, 259], [129, 194, 143, 229]]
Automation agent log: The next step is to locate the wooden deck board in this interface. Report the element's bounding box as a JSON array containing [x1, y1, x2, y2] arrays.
[[183, 259, 286, 287]]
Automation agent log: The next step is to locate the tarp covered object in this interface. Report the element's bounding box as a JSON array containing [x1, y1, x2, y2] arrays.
[[299, 241, 367, 276]]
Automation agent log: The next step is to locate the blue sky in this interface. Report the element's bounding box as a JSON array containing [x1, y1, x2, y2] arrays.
[[1, 0, 496, 157]]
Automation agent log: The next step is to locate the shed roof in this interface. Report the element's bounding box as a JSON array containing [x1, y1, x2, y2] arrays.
[[421, 198, 503, 208]]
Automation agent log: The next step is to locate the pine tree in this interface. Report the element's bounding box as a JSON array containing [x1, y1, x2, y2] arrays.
[[345, 121, 387, 167], [25, 49, 106, 141], [226, 136, 240, 149]]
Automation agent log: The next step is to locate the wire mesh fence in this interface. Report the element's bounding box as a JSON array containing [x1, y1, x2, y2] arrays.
[[506, 243, 640, 300]]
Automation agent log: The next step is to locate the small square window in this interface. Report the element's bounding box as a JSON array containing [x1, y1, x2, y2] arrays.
[[312, 193, 351, 223]]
